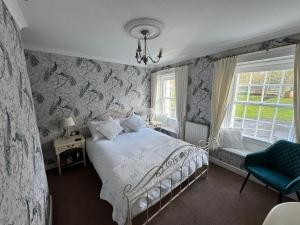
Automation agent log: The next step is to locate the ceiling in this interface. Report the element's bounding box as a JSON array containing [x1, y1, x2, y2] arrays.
[[18, 0, 300, 67]]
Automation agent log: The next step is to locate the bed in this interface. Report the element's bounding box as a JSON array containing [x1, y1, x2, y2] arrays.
[[86, 127, 209, 225]]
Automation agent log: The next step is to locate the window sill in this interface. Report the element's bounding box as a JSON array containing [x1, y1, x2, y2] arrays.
[[242, 135, 273, 145], [218, 135, 273, 157], [161, 126, 177, 134]]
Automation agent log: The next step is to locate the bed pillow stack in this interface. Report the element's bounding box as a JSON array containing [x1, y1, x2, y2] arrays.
[[87, 120, 106, 141], [121, 114, 146, 132], [88, 117, 123, 141], [95, 119, 123, 140]]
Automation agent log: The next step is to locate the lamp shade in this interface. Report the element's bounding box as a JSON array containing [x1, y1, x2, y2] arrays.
[[62, 117, 75, 128]]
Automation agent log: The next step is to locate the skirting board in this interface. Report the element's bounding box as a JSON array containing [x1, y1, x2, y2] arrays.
[[209, 156, 297, 201]]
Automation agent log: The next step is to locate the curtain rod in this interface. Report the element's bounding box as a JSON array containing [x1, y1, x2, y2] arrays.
[[152, 34, 300, 73], [152, 62, 193, 73]]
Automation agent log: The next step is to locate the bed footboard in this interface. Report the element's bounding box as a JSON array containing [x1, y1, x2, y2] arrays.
[[123, 141, 209, 225]]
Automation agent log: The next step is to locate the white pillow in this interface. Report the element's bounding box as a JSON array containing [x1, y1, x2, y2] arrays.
[[122, 114, 146, 132], [218, 128, 243, 149], [96, 119, 123, 140], [87, 121, 105, 141], [120, 119, 132, 133]]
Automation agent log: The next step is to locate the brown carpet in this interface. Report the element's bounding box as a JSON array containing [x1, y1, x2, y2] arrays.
[[47, 162, 293, 225]]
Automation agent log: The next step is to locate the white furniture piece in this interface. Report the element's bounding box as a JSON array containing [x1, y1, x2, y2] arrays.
[[54, 134, 86, 175], [86, 128, 208, 225], [263, 202, 300, 225]]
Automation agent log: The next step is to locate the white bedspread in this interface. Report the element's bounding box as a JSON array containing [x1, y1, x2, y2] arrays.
[[86, 128, 208, 225]]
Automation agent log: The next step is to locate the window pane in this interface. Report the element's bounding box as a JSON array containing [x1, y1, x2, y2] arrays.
[[170, 98, 176, 118], [283, 70, 294, 84], [260, 106, 275, 122], [251, 72, 265, 84], [238, 73, 250, 85], [257, 130, 271, 139], [244, 119, 257, 130], [272, 125, 290, 141], [245, 105, 259, 120], [233, 118, 242, 128], [244, 119, 256, 136], [267, 71, 282, 84], [276, 107, 293, 125], [257, 122, 272, 140], [279, 85, 293, 104], [231, 68, 294, 142], [257, 121, 272, 130], [234, 104, 245, 118], [236, 86, 248, 101], [244, 128, 255, 136], [263, 86, 280, 103], [160, 75, 176, 119], [249, 86, 263, 102]]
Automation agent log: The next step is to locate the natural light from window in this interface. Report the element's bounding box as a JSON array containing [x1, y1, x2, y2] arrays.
[[231, 69, 295, 142], [160, 75, 176, 118]]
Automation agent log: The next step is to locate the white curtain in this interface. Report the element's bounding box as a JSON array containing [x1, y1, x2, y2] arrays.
[[175, 65, 189, 140], [209, 56, 237, 149], [294, 45, 300, 143], [151, 72, 160, 122]]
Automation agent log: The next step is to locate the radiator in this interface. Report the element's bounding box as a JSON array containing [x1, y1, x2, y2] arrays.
[[184, 121, 209, 145]]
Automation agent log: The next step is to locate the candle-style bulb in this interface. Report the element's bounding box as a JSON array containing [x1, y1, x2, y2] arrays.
[[137, 39, 142, 52], [158, 48, 163, 58]]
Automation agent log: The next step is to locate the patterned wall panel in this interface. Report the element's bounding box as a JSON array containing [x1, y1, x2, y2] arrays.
[[0, 1, 49, 224], [25, 50, 150, 167], [186, 57, 213, 125]]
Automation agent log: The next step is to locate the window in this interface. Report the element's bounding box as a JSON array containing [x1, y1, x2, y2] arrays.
[[228, 55, 295, 142], [159, 73, 176, 118]]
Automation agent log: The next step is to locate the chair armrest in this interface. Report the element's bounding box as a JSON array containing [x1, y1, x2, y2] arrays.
[[285, 177, 300, 194], [245, 150, 269, 167]]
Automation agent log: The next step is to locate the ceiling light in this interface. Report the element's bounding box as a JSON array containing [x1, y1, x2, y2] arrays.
[[125, 18, 164, 65]]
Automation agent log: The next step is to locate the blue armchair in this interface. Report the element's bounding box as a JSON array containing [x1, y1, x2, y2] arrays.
[[240, 140, 300, 203]]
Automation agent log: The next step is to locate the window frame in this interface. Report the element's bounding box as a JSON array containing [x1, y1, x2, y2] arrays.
[[158, 73, 176, 120], [226, 54, 295, 143]]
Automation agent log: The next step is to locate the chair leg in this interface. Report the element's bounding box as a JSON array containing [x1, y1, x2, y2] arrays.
[[278, 193, 282, 203], [240, 173, 250, 193], [296, 191, 300, 202]]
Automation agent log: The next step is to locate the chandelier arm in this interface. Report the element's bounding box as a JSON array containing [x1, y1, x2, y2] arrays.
[[148, 56, 160, 63]]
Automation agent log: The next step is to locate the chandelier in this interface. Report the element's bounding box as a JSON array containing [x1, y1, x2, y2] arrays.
[[125, 18, 164, 65], [135, 30, 162, 65]]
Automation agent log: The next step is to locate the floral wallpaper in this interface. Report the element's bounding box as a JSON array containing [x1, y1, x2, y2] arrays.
[[25, 50, 150, 168], [0, 1, 49, 225], [186, 57, 213, 125]]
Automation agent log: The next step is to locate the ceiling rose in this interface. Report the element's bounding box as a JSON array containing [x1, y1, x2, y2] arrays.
[[124, 18, 164, 40]]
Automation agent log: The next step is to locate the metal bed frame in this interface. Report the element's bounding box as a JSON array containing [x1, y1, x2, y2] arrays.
[[123, 141, 209, 225]]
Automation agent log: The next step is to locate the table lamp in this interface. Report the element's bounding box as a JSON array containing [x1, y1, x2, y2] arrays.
[[62, 117, 75, 137]]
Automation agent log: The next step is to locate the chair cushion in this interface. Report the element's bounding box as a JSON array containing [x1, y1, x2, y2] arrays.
[[246, 165, 292, 192]]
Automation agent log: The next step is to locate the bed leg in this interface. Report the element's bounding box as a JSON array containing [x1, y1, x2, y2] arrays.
[[126, 197, 132, 225], [204, 167, 208, 180]]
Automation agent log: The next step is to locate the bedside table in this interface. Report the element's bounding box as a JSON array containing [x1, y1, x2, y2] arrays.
[[54, 134, 86, 175], [147, 121, 162, 131]]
